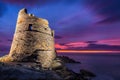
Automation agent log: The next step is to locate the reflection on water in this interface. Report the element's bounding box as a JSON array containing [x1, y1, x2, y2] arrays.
[[58, 53, 120, 80]]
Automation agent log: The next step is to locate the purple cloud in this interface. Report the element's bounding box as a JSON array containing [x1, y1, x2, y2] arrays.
[[84, 0, 120, 24], [55, 35, 63, 39], [55, 39, 120, 51], [55, 12, 120, 44], [96, 15, 120, 24], [86, 41, 97, 44], [0, 32, 11, 54]]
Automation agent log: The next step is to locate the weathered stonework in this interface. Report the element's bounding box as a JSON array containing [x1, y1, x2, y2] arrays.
[[7, 8, 56, 68]]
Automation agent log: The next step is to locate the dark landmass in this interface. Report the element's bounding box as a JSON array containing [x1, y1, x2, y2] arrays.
[[57, 56, 80, 63], [0, 58, 95, 80]]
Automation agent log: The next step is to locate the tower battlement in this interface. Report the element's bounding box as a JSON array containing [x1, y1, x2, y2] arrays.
[[16, 8, 51, 35]]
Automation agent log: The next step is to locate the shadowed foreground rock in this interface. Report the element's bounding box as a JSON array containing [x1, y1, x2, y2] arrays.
[[0, 62, 62, 80], [0, 62, 96, 80]]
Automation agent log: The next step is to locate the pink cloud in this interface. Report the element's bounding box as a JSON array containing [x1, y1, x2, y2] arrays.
[[65, 42, 89, 48], [96, 39, 120, 46], [55, 43, 68, 49], [55, 41, 89, 50]]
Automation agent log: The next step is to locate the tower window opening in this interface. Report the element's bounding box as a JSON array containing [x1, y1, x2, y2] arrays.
[[45, 28, 47, 30], [28, 24, 32, 31]]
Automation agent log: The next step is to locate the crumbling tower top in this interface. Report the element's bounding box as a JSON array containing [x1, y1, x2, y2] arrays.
[[16, 8, 52, 35], [18, 8, 48, 24]]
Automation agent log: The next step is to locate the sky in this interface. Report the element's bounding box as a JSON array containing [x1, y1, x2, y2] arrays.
[[0, 0, 120, 53]]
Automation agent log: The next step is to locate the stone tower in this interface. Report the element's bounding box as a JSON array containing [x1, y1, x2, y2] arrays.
[[9, 8, 56, 68]]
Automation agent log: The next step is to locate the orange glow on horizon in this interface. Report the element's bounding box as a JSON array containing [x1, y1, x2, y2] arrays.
[[57, 50, 120, 53]]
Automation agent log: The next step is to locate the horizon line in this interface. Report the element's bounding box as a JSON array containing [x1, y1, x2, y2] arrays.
[[57, 50, 120, 53]]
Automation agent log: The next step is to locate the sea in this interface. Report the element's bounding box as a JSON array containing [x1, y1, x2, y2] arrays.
[[58, 53, 120, 80], [0, 53, 120, 80]]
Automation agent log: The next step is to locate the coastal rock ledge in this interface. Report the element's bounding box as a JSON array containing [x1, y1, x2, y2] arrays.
[[0, 62, 96, 80]]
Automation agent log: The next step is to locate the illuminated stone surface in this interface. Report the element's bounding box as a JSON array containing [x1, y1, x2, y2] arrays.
[[1, 8, 56, 68]]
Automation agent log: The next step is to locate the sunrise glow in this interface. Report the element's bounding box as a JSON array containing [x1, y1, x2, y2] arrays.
[[57, 50, 120, 53]]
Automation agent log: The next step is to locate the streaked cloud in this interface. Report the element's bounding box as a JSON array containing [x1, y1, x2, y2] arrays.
[[55, 35, 63, 39], [65, 42, 88, 48], [96, 39, 120, 46], [55, 43, 68, 49]]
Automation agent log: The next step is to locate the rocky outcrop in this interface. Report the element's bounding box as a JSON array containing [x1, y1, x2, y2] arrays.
[[0, 62, 62, 80], [57, 56, 80, 63], [0, 62, 96, 80]]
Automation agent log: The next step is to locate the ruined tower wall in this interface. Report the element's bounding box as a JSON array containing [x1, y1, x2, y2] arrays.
[[9, 9, 56, 68]]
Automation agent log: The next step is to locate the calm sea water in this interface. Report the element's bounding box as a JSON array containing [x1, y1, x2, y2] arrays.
[[58, 53, 120, 80], [0, 53, 120, 80]]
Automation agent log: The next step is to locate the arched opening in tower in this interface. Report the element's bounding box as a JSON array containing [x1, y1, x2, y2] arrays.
[[28, 24, 32, 31]]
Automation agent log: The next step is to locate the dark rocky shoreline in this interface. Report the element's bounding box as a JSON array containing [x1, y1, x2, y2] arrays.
[[57, 56, 80, 63], [0, 56, 96, 80]]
